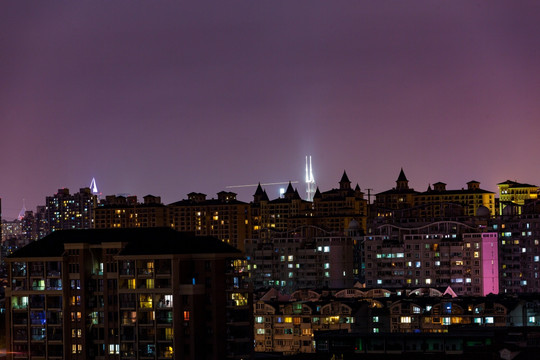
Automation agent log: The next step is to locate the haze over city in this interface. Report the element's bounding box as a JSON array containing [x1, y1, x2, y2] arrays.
[[2, 1, 540, 219]]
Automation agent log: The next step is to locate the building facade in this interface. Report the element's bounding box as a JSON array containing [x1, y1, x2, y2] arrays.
[[374, 170, 495, 219], [44, 188, 97, 233], [245, 226, 354, 293], [5, 228, 252, 360], [363, 222, 498, 296], [94, 195, 167, 229], [167, 191, 251, 251]]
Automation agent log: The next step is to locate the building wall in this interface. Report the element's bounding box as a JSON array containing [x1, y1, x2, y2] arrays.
[[5, 230, 252, 360]]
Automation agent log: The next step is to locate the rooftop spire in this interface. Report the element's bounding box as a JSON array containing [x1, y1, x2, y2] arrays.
[[339, 170, 351, 190], [396, 168, 410, 190]]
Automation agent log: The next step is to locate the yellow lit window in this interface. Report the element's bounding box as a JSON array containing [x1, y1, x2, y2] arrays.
[[474, 252, 480, 258], [231, 292, 248, 306], [165, 328, 174, 340], [293, 317, 301, 325], [163, 346, 173, 358], [146, 279, 154, 289], [139, 294, 153, 308], [128, 279, 136, 289], [183, 311, 190, 321], [284, 317, 292, 323]]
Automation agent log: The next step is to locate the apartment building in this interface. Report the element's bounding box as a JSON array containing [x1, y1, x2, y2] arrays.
[[168, 191, 251, 251], [5, 228, 252, 360], [363, 222, 498, 296], [245, 226, 354, 293], [94, 195, 167, 229]]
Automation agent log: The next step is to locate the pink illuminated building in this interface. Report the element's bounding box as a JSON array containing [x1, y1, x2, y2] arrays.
[[481, 232, 499, 296], [363, 221, 499, 296]]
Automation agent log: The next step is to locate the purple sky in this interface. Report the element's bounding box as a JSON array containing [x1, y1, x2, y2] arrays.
[[2, 1, 540, 220]]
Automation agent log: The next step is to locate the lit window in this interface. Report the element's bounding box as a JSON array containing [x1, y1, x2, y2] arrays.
[[128, 279, 136, 289], [400, 316, 411, 323], [109, 344, 120, 355], [139, 294, 153, 309], [183, 311, 190, 321], [485, 317, 494, 324]]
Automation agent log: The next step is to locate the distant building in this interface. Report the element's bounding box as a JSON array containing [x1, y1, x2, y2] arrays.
[[44, 188, 97, 233], [494, 212, 540, 293], [251, 183, 311, 238], [94, 194, 167, 229], [303, 171, 368, 234], [5, 228, 253, 360], [168, 191, 251, 251], [245, 225, 354, 293], [363, 221, 498, 296], [374, 169, 496, 219], [497, 180, 539, 215], [252, 173, 368, 239], [374, 168, 419, 215]]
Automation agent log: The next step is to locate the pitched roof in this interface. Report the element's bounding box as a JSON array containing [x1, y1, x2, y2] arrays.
[[497, 180, 538, 188], [285, 182, 295, 194], [397, 168, 408, 182], [340, 170, 350, 184], [8, 228, 241, 259], [254, 183, 265, 196]]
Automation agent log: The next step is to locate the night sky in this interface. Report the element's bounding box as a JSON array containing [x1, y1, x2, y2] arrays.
[[2, 1, 540, 220]]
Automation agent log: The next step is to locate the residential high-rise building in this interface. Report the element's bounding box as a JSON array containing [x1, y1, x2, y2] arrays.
[[5, 228, 253, 360], [94, 195, 167, 229], [245, 225, 355, 293], [168, 191, 251, 251], [363, 221, 498, 296], [44, 188, 97, 233], [494, 211, 540, 293]]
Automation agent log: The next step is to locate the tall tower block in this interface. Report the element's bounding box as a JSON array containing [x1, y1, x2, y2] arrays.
[[305, 156, 315, 201]]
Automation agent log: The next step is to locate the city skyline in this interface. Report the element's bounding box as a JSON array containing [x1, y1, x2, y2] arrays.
[[3, 1, 540, 219]]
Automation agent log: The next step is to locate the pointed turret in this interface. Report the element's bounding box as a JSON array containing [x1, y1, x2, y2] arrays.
[[396, 168, 409, 190], [254, 183, 264, 196], [313, 187, 322, 199], [284, 182, 296, 200], [253, 183, 265, 203], [339, 170, 351, 190]]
